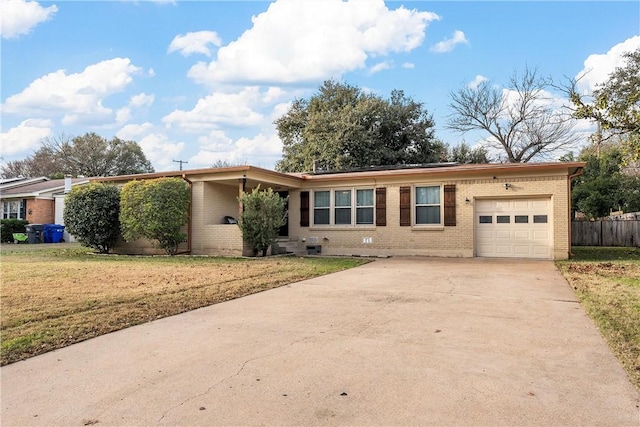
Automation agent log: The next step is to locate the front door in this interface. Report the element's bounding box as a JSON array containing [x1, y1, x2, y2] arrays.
[[277, 191, 289, 237]]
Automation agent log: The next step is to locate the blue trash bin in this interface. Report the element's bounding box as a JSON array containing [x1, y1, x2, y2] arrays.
[[42, 224, 54, 243], [51, 224, 65, 243]]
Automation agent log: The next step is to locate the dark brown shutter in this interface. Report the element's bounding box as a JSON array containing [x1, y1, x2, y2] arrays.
[[443, 184, 456, 226], [300, 191, 309, 227], [399, 186, 411, 226], [375, 187, 386, 226]]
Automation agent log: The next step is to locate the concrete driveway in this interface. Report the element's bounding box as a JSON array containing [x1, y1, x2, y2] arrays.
[[2, 257, 639, 426]]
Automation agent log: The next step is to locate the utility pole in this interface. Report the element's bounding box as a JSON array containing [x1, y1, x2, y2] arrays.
[[173, 159, 188, 171]]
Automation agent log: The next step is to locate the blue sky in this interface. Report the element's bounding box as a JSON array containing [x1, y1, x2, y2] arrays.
[[1, 0, 639, 172]]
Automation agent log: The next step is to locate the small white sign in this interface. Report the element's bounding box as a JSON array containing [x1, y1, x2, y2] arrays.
[[362, 237, 373, 244]]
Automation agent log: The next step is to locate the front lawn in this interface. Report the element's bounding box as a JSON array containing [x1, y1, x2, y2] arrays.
[[557, 246, 640, 390], [0, 244, 366, 365]]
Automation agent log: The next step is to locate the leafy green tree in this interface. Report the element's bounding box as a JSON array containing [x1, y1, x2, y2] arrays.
[[447, 67, 578, 162], [1, 133, 155, 179], [120, 178, 190, 255], [275, 80, 445, 172], [572, 143, 640, 219], [567, 48, 640, 167], [63, 183, 120, 253], [447, 142, 490, 164], [238, 187, 287, 256]]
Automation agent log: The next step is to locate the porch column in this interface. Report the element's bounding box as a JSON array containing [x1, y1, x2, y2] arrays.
[[238, 176, 246, 217]]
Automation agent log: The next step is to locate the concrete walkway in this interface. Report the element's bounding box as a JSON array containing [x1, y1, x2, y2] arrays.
[[2, 257, 639, 426]]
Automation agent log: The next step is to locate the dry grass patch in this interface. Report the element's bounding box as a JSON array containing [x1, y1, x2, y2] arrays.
[[557, 247, 640, 390], [1, 245, 366, 365]]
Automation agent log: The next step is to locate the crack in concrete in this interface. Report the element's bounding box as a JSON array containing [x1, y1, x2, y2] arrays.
[[155, 334, 315, 425], [156, 296, 400, 424]]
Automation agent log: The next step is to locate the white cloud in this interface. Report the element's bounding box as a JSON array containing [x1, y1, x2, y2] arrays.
[[116, 122, 186, 170], [467, 75, 488, 89], [189, 131, 282, 169], [188, 0, 439, 85], [0, 119, 52, 155], [162, 87, 264, 132], [262, 87, 287, 104], [270, 102, 292, 121], [402, 62, 415, 69], [115, 107, 131, 126], [130, 92, 154, 108], [168, 31, 222, 57], [430, 30, 469, 53], [2, 58, 141, 126], [369, 61, 392, 74], [138, 133, 185, 170], [576, 35, 640, 93], [116, 122, 154, 140], [1, 0, 57, 39]]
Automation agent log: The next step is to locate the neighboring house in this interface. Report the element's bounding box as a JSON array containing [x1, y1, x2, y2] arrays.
[[0, 176, 89, 242], [96, 161, 585, 260]]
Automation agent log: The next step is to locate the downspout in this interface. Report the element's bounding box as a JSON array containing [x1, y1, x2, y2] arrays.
[[180, 175, 193, 255], [567, 168, 584, 258]]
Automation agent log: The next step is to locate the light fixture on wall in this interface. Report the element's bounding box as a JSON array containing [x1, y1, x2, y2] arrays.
[[465, 197, 471, 204], [503, 182, 512, 190]]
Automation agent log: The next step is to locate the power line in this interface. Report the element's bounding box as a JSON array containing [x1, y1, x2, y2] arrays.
[[173, 159, 188, 171]]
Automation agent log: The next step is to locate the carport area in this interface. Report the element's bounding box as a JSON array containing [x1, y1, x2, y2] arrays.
[[1, 258, 638, 426]]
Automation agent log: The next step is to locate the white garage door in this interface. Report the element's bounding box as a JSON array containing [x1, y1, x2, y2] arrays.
[[475, 198, 552, 259]]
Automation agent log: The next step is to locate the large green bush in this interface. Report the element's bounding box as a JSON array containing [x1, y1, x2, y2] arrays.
[[120, 178, 190, 255], [238, 187, 287, 256], [0, 219, 29, 243], [63, 183, 120, 253]]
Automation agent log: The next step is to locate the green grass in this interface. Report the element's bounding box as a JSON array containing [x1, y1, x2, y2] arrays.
[[557, 246, 640, 390], [569, 246, 640, 261], [1, 244, 367, 365]]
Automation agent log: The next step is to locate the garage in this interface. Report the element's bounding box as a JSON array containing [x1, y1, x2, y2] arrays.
[[475, 198, 552, 259]]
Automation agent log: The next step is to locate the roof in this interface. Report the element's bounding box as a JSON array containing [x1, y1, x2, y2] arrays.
[[298, 161, 586, 182], [0, 178, 89, 199], [0, 177, 50, 191], [93, 162, 585, 185]]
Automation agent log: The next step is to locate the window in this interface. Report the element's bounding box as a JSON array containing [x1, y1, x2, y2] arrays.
[[497, 215, 510, 223], [311, 188, 375, 226], [2, 200, 25, 220], [313, 191, 330, 225], [515, 215, 529, 223], [533, 215, 548, 223], [334, 190, 351, 225], [415, 186, 440, 225], [356, 189, 374, 225], [479, 215, 492, 224]]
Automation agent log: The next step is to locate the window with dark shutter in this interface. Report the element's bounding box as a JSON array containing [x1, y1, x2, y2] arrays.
[[300, 191, 309, 227], [399, 186, 411, 226], [375, 187, 386, 226], [443, 184, 456, 226]]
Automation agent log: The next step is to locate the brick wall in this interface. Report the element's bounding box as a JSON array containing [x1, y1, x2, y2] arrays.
[[288, 174, 570, 260], [26, 198, 55, 224]]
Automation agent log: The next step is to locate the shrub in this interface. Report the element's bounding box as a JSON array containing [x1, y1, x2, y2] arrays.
[[120, 178, 190, 255], [63, 183, 120, 253], [238, 187, 287, 256], [0, 219, 29, 243]]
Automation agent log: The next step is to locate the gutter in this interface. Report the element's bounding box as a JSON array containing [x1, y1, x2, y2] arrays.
[[567, 168, 584, 258]]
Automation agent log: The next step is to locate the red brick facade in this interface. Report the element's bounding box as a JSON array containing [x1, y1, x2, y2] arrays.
[[26, 198, 55, 224]]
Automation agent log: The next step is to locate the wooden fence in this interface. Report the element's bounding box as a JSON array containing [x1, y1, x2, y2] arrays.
[[572, 221, 640, 247]]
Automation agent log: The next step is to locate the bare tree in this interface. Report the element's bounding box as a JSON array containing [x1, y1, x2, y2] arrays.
[[1, 132, 154, 178], [447, 68, 579, 163]]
